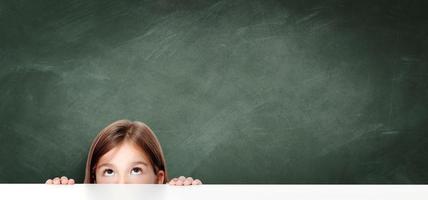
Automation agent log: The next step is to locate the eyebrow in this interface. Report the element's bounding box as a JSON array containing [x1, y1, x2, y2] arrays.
[[97, 161, 149, 169], [97, 163, 113, 169], [130, 161, 149, 167]]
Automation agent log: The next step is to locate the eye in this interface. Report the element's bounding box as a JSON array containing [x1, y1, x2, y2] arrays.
[[130, 167, 143, 175], [103, 169, 115, 177]]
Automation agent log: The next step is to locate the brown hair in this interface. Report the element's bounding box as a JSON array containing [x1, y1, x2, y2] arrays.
[[84, 119, 168, 183]]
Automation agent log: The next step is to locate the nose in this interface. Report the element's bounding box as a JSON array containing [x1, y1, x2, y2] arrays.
[[118, 175, 128, 184]]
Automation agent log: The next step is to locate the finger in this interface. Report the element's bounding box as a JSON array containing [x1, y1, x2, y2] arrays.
[[169, 178, 178, 183], [68, 179, 75, 185], [178, 176, 186, 181], [60, 177, 69, 185], [168, 179, 177, 185], [183, 177, 193, 186], [175, 179, 184, 186], [192, 179, 202, 185], [45, 179, 53, 184], [53, 177, 60, 184]]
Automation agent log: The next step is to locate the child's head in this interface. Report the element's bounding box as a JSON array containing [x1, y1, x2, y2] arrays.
[[84, 120, 168, 184]]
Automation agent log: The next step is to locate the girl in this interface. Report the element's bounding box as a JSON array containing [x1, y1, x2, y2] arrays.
[[45, 119, 202, 185]]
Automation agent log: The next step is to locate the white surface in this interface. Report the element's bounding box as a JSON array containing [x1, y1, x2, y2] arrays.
[[0, 184, 427, 200]]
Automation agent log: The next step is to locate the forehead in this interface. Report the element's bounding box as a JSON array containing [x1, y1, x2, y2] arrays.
[[97, 141, 150, 167]]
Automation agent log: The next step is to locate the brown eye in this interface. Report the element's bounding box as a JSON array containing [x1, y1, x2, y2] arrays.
[[103, 169, 114, 177], [130, 167, 142, 175]]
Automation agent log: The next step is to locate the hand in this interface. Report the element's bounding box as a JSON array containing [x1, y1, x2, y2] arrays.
[[168, 176, 202, 186], [45, 176, 75, 185]]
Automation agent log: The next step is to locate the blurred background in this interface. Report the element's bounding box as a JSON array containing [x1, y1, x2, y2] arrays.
[[1, 0, 428, 183]]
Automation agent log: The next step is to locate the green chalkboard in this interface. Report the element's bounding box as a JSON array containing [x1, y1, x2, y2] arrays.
[[1, 0, 428, 183]]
